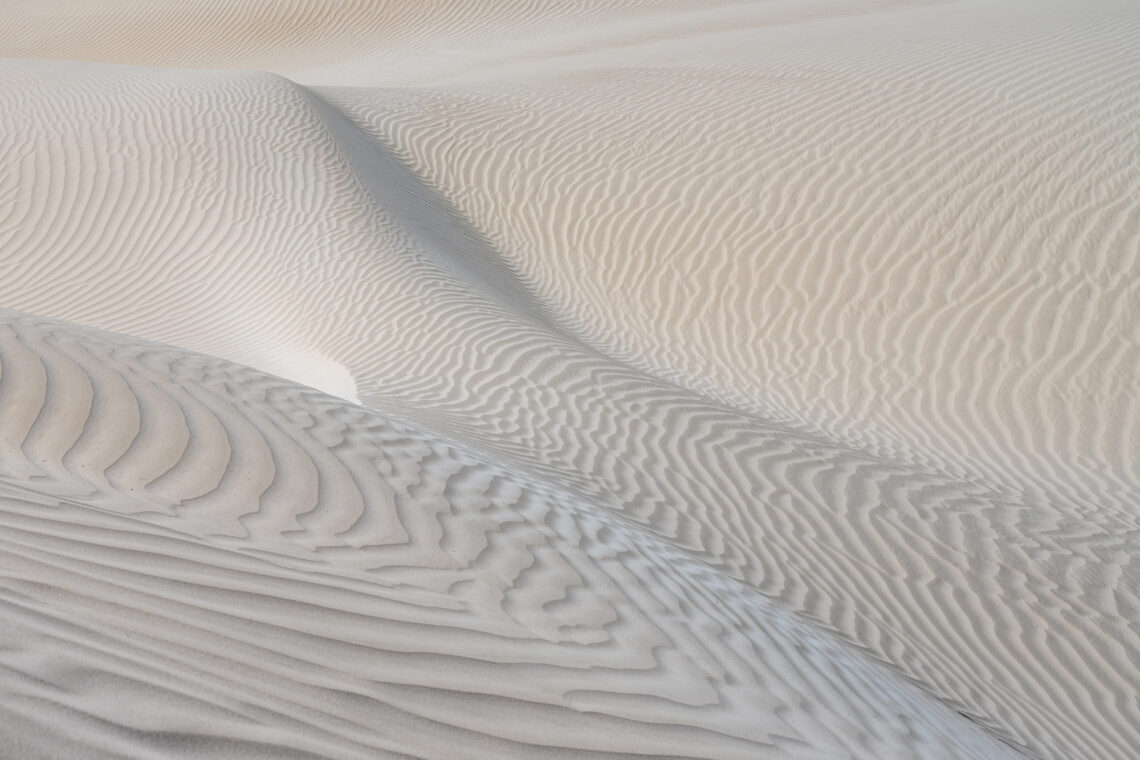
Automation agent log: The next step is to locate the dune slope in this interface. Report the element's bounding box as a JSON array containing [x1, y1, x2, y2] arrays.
[[0, 310, 1026, 759]]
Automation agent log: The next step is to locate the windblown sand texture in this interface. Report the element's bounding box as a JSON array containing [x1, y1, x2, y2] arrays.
[[1, 1, 1138, 758]]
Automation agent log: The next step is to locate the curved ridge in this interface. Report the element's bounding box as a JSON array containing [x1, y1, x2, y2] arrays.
[[0, 309, 1023, 760]]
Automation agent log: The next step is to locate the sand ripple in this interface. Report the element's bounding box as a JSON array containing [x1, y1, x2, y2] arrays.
[[1, 1, 1139, 758]]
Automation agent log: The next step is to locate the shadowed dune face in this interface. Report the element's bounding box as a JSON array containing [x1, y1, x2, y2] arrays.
[[1, 1, 1139, 759]]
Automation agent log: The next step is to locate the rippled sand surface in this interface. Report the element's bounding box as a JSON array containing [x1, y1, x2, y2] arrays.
[[1, 1, 1138, 758]]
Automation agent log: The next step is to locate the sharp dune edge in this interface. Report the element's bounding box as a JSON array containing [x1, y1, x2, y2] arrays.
[[0, 1, 1137, 759]]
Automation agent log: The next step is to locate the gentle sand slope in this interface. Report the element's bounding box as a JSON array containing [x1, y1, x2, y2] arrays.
[[1, 0, 1138, 758], [0, 310, 1025, 759]]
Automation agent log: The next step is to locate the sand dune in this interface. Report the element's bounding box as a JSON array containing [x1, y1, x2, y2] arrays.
[[1, 309, 1031, 759], [1, 0, 1138, 758]]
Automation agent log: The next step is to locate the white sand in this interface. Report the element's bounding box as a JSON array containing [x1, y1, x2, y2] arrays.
[[1, 1, 1138, 758]]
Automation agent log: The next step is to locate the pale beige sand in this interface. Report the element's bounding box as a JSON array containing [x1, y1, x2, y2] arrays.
[[1, 1, 1138, 759]]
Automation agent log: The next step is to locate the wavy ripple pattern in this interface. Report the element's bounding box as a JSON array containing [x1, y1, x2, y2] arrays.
[[0, 310, 1024, 759], [1, 1, 1139, 759], [319, 3, 1140, 513]]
